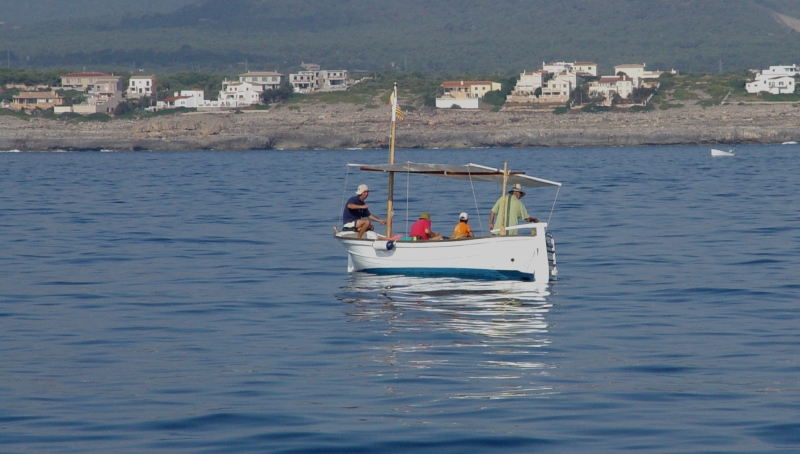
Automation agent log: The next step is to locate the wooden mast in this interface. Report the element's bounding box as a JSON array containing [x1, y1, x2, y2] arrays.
[[499, 162, 509, 236], [386, 83, 398, 237]]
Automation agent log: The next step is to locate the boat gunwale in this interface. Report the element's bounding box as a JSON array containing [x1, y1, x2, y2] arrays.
[[334, 234, 546, 245], [335, 222, 548, 243]]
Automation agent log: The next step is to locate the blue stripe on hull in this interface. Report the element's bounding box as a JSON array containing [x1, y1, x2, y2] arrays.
[[360, 267, 534, 281]]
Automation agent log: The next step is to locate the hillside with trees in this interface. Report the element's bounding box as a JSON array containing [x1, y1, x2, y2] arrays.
[[0, 0, 200, 24], [2, 0, 800, 75]]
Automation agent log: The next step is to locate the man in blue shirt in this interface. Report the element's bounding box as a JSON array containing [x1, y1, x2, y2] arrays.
[[342, 184, 386, 239]]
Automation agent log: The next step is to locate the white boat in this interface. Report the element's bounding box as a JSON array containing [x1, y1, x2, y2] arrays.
[[782, 141, 798, 145], [711, 148, 735, 157], [335, 84, 561, 283]]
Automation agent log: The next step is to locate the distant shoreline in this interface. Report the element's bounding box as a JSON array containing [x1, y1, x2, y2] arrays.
[[2, 103, 799, 151]]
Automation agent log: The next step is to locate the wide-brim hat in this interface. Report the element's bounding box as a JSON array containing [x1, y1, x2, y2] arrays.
[[508, 183, 526, 197]]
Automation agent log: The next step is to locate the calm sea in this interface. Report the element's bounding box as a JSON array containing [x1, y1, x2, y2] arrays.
[[1, 146, 799, 453]]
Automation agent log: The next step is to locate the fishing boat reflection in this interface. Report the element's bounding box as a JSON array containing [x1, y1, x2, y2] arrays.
[[338, 274, 558, 399]]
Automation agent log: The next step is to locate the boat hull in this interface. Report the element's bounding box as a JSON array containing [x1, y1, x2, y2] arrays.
[[336, 224, 552, 282]]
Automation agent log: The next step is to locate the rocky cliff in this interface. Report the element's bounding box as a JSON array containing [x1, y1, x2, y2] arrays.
[[1, 103, 799, 151]]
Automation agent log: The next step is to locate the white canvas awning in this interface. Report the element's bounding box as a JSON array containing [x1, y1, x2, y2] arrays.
[[348, 162, 561, 188]]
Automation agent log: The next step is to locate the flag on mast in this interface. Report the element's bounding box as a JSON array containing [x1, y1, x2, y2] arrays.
[[390, 87, 403, 121]]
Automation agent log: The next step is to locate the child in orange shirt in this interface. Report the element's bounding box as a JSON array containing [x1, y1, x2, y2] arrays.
[[451, 212, 474, 239]]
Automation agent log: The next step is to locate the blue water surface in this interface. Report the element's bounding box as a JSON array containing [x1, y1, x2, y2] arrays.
[[1, 145, 799, 453]]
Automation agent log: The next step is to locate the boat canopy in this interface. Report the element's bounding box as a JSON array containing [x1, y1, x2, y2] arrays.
[[348, 162, 561, 188]]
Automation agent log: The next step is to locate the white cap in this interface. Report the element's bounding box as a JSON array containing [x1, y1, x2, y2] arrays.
[[356, 184, 369, 195], [459, 212, 468, 220]]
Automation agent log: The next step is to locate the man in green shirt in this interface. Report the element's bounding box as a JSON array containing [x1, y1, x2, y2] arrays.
[[489, 184, 539, 235]]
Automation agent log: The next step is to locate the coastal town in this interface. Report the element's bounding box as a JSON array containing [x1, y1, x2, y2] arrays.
[[2, 62, 346, 114], [2, 60, 799, 115], [1, 59, 800, 152]]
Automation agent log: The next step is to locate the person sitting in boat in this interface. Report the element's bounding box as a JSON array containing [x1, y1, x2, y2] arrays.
[[342, 184, 386, 239], [451, 212, 474, 239], [489, 184, 539, 235], [409, 212, 442, 241]]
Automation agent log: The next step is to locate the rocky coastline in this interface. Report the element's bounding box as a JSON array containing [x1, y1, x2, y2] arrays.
[[1, 103, 799, 151]]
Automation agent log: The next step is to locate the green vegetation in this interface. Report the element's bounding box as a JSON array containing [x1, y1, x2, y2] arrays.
[[51, 112, 85, 120], [0, 87, 20, 102], [0, 68, 69, 86], [0, 0, 198, 24], [754, 92, 800, 102], [629, 104, 655, 112], [581, 105, 613, 113], [57, 89, 87, 105], [0, 108, 32, 119], [2, 66, 799, 122], [287, 90, 372, 106], [650, 71, 758, 107], [156, 71, 230, 101], [4, 1, 800, 74], [261, 83, 294, 105], [483, 90, 505, 107], [671, 89, 700, 101], [483, 76, 517, 107]]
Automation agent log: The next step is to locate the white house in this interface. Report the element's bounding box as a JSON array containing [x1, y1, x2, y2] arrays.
[[543, 61, 598, 77], [573, 62, 599, 77], [288, 69, 349, 93], [614, 63, 662, 87], [746, 75, 795, 94], [543, 61, 572, 74], [202, 76, 283, 107], [760, 64, 798, 77], [745, 65, 798, 94], [554, 70, 577, 88], [157, 90, 205, 109], [290, 71, 317, 93], [539, 72, 573, 102], [62, 77, 125, 114], [513, 70, 547, 95], [614, 64, 645, 79], [507, 69, 573, 104], [589, 75, 634, 103], [218, 80, 263, 105], [11, 91, 65, 111], [61, 72, 112, 91], [319, 70, 348, 91], [66, 90, 124, 115], [237, 71, 283, 91], [128, 75, 156, 99], [191, 77, 276, 111], [89, 76, 123, 95], [436, 80, 501, 109]]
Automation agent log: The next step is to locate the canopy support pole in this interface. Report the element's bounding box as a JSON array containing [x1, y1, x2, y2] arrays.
[[499, 162, 509, 236]]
